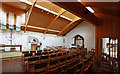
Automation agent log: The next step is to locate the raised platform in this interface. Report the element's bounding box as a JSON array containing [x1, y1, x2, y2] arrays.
[[0, 51, 22, 60]]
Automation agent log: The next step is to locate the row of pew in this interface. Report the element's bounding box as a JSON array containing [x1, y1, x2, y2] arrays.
[[22, 49, 95, 73]]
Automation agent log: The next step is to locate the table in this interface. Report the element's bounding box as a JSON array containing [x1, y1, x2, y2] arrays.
[[0, 45, 22, 52]]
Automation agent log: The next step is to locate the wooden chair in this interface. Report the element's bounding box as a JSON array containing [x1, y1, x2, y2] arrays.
[[42, 51, 48, 55], [30, 51, 36, 54], [55, 50, 58, 53], [66, 65, 76, 74], [37, 50, 42, 53], [67, 55, 72, 63], [33, 61, 48, 73], [76, 62, 83, 73], [62, 52, 67, 55], [40, 55, 49, 62], [24, 53, 33, 57], [76, 53, 81, 60], [22, 51, 29, 54], [83, 58, 90, 72], [59, 56, 67, 66], [58, 52, 63, 58], [23, 53, 33, 62], [50, 53, 57, 59], [72, 54, 76, 61], [26, 57, 39, 71], [67, 59, 79, 68], [35, 52, 41, 56], [49, 58, 59, 72], [49, 51, 54, 54], [28, 57, 39, 63]]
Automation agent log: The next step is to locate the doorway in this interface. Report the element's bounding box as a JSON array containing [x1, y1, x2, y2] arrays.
[[101, 38, 118, 59]]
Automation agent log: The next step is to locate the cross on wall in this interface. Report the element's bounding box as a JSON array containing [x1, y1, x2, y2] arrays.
[[6, 29, 15, 45]]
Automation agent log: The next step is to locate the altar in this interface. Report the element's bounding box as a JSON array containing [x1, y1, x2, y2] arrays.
[[0, 45, 22, 52]]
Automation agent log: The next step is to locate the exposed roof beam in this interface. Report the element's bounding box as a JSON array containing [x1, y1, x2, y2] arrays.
[[20, 0, 73, 21], [63, 20, 84, 36], [43, 9, 66, 34], [25, 5, 31, 12], [22, 25, 60, 32], [53, 2, 99, 25], [24, 0, 37, 33], [57, 17, 81, 36]]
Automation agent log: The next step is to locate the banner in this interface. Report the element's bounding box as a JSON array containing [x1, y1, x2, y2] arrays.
[[9, 12, 14, 29], [1, 11, 7, 30], [16, 16, 21, 31]]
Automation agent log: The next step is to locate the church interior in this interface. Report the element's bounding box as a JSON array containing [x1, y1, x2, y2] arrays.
[[0, 0, 120, 73]]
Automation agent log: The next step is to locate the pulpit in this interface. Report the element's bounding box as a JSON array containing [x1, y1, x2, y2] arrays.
[[31, 44, 37, 51]]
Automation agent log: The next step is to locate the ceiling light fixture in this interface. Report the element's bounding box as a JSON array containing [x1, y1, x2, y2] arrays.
[[47, 12, 49, 14], [42, 10, 44, 12], [86, 7, 95, 13]]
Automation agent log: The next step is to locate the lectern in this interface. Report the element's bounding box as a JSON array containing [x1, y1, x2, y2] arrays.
[[31, 44, 37, 51]]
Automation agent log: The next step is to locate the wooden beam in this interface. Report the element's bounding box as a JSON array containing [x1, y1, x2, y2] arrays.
[[43, 9, 66, 34], [25, 5, 31, 12], [53, 2, 99, 25], [22, 25, 60, 33], [24, 0, 37, 33], [63, 20, 84, 36], [57, 17, 81, 36]]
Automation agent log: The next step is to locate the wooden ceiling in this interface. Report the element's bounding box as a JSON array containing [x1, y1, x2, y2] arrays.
[[81, 2, 119, 18], [2, 1, 83, 36], [3, 1, 117, 36]]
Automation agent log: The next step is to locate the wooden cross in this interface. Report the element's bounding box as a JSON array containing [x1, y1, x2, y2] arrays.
[[9, 30, 13, 45], [6, 29, 14, 45]]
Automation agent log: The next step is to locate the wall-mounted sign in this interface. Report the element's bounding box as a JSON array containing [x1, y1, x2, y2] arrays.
[[9, 12, 14, 29], [16, 16, 21, 31], [1, 11, 7, 30]]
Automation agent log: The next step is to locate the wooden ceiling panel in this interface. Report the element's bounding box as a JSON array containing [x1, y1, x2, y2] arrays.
[[48, 17, 71, 31], [81, 2, 119, 16], [28, 7, 56, 28], [2, 3, 25, 15], [36, 2, 61, 13], [53, 2, 99, 25], [61, 20, 83, 35], [3, 2, 28, 10], [26, 27, 45, 33], [81, 2, 119, 11], [93, 7, 119, 16], [46, 31, 58, 35], [21, 25, 45, 33], [61, 11, 78, 20]]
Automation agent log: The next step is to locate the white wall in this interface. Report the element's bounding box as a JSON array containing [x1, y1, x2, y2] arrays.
[[0, 29, 64, 51], [0, 21, 95, 51], [65, 21, 95, 51], [42, 35, 64, 49]]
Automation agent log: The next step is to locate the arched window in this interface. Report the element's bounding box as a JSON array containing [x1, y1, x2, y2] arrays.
[[73, 35, 84, 48]]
